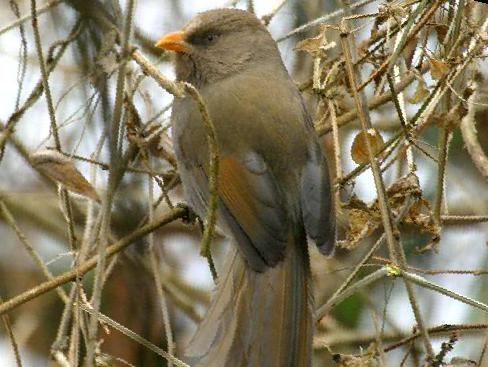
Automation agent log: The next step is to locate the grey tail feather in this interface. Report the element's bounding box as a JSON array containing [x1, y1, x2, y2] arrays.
[[184, 233, 313, 367]]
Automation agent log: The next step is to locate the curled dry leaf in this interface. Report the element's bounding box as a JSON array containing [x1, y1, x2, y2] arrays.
[[435, 24, 449, 44], [31, 150, 100, 202], [402, 37, 418, 69], [350, 128, 385, 165], [341, 195, 381, 250], [294, 25, 336, 56], [432, 100, 469, 131], [124, 97, 167, 165], [341, 173, 438, 250], [429, 57, 449, 80], [333, 343, 377, 367], [404, 199, 439, 235], [407, 77, 430, 104]]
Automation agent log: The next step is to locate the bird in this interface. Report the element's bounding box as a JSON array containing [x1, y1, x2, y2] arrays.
[[155, 8, 335, 367]]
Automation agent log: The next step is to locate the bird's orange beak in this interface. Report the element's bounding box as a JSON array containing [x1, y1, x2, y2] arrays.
[[155, 31, 190, 53]]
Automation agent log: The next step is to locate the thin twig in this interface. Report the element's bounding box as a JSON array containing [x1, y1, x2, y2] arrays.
[[131, 50, 184, 98], [328, 100, 343, 219], [147, 154, 175, 367], [0, 19, 83, 161], [183, 83, 220, 282], [149, 248, 175, 367], [356, 0, 440, 91], [0, 296, 23, 367], [80, 304, 190, 367], [318, 267, 390, 320], [31, 0, 78, 252], [276, 0, 376, 42], [384, 323, 488, 353], [0, 207, 186, 316], [373, 256, 488, 276], [261, 0, 288, 25], [460, 80, 488, 181], [316, 68, 423, 136], [316, 196, 415, 320], [340, 23, 434, 358], [0, 198, 68, 302], [86, 0, 137, 363], [31, 0, 61, 150], [0, 0, 64, 37], [396, 269, 488, 314], [442, 215, 488, 224]]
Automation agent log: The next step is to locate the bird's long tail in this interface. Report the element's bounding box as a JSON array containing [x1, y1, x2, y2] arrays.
[[185, 234, 313, 367]]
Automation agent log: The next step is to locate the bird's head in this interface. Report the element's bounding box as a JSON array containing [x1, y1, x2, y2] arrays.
[[155, 9, 283, 85]]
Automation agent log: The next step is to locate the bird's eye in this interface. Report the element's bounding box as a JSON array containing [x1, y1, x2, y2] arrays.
[[187, 32, 218, 46], [206, 33, 217, 43]]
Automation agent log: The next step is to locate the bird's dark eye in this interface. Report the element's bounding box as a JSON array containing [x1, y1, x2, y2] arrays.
[[187, 31, 219, 46], [206, 33, 217, 43]]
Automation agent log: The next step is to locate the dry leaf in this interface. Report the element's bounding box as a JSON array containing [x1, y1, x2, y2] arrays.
[[334, 343, 378, 366], [31, 150, 100, 202], [295, 35, 324, 55], [351, 128, 385, 165], [407, 78, 429, 104], [429, 57, 449, 80], [341, 173, 439, 250], [432, 101, 468, 130], [402, 37, 418, 69], [435, 24, 449, 44], [386, 173, 422, 203], [404, 198, 440, 237], [294, 25, 335, 56], [341, 196, 381, 249]]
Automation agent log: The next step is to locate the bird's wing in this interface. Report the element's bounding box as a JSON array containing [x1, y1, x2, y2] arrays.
[[300, 141, 335, 255], [217, 152, 288, 270], [183, 150, 288, 272]]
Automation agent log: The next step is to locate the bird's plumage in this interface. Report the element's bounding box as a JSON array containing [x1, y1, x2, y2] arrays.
[[157, 8, 335, 366]]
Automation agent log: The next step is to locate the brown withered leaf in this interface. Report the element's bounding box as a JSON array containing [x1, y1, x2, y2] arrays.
[[429, 57, 449, 80], [341, 173, 436, 250], [404, 198, 440, 237], [386, 174, 441, 253], [369, 173, 423, 224], [124, 96, 161, 163], [407, 78, 429, 104], [335, 354, 376, 367], [294, 25, 336, 56], [402, 37, 418, 69], [153, 131, 177, 167], [434, 24, 449, 44], [385, 173, 422, 206], [341, 196, 381, 250], [432, 101, 468, 130], [351, 128, 385, 165], [334, 343, 378, 366], [295, 34, 323, 55], [31, 150, 100, 202]]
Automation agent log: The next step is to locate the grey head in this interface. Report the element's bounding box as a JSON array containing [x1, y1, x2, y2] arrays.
[[163, 9, 286, 86]]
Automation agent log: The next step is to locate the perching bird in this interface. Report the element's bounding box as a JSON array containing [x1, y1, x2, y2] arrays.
[[155, 8, 335, 367]]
